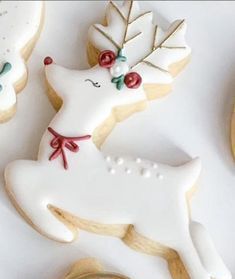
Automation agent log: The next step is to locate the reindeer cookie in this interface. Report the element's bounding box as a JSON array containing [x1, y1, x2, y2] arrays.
[[47, 0, 191, 147], [64, 258, 128, 279], [0, 1, 44, 122], [5, 1, 231, 279]]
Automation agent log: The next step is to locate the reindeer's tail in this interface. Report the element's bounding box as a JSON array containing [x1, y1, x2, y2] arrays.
[[177, 157, 202, 193]]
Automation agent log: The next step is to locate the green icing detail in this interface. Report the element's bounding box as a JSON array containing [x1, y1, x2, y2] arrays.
[[116, 48, 127, 62], [116, 56, 127, 62], [117, 79, 124, 90], [0, 62, 12, 77], [112, 75, 124, 91], [0, 62, 12, 92], [118, 49, 123, 57], [111, 77, 120, 83]]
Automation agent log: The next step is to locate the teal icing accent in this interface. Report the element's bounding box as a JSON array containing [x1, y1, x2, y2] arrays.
[[111, 74, 125, 90], [0, 62, 12, 92], [116, 49, 127, 62], [0, 62, 12, 77]]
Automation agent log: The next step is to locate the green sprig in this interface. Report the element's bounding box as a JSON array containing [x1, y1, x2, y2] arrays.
[[0, 62, 12, 92], [116, 49, 127, 62], [0, 62, 12, 77], [111, 75, 125, 90]]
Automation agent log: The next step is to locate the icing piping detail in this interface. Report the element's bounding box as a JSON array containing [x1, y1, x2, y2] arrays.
[[48, 127, 91, 170], [85, 79, 101, 88], [0, 62, 12, 92], [44, 56, 53, 65], [0, 62, 12, 77], [131, 20, 186, 69], [92, 25, 121, 49], [89, 1, 191, 84], [99, 49, 142, 90], [110, 1, 126, 23]]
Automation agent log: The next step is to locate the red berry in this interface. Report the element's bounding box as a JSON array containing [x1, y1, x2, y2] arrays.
[[44, 56, 53, 65], [124, 72, 142, 89], [98, 50, 116, 68]]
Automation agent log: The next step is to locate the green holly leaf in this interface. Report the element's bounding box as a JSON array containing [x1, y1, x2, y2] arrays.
[[0, 62, 12, 77], [117, 79, 124, 90], [117, 56, 127, 62], [117, 48, 127, 62], [111, 75, 124, 91], [111, 77, 120, 83]]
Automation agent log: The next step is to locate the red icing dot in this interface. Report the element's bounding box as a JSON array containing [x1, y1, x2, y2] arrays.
[[44, 56, 53, 65]]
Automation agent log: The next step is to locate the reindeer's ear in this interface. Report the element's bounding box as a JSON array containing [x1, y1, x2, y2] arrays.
[[64, 258, 104, 279], [88, 0, 190, 84]]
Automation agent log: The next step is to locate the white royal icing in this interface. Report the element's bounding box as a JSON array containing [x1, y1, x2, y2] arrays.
[[0, 1, 43, 111], [110, 60, 129, 78], [4, 1, 231, 278], [5, 63, 231, 278], [88, 1, 191, 84]]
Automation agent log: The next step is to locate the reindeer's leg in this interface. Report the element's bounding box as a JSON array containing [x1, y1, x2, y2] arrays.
[[173, 236, 210, 279], [190, 221, 232, 279], [5, 160, 77, 242]]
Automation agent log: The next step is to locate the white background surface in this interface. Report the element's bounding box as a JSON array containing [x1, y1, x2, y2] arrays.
[[0, 1, 234, 278]]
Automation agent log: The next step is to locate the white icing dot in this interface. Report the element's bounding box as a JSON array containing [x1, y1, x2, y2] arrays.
[[115, 157, 124, 165], [156, 173, 164, 180], [136, 158, 142, 163], [152, 163, 158, 169], [141, 168, 151, 178], [105, 156, 111, 162], [125, 168, 131, 174], [109, 168, 116, 175], [110, 61, 129, 78]]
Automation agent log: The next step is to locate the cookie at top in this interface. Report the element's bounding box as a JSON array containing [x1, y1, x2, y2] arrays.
[[0, 1, 44, 122]]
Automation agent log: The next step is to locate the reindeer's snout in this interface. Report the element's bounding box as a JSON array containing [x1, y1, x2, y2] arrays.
[[44, 56, 53, 66]]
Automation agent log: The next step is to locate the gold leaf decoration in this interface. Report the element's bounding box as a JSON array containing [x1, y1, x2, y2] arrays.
[[131, 20, 186, 69], [89, 0, 190, 78], [125, 31, 142, 44], [92, 25, 121, 49], [129, 11, 152, 25], [110, 1, 126, 23], [142, 61, 169, 73]]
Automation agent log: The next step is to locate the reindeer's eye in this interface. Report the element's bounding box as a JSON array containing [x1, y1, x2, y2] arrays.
[[85, 79, 101, 88]]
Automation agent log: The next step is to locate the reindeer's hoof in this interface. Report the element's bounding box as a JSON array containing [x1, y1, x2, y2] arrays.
[[44, 56, 53, 65]]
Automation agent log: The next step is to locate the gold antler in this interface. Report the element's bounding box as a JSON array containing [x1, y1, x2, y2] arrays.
[[131, 20, 186, 69]]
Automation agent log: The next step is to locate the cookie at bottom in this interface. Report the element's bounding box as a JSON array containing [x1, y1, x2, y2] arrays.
[[64, 258, 129, 279]]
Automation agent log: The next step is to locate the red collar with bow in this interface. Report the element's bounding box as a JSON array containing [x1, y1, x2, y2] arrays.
[[48, 127, 91, 170]]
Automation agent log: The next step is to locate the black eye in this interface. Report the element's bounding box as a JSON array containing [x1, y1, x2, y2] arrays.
[[95, 82, 101, 88], [85, 79, 101, 88]]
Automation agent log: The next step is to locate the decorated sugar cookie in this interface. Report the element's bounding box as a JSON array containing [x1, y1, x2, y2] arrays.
[[5, 1, 231, 279], [0, 1, 44, 122], [64, 258, 128, 279]]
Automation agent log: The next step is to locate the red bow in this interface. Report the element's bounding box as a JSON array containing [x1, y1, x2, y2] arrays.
[[48, 127, 91, 170]]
